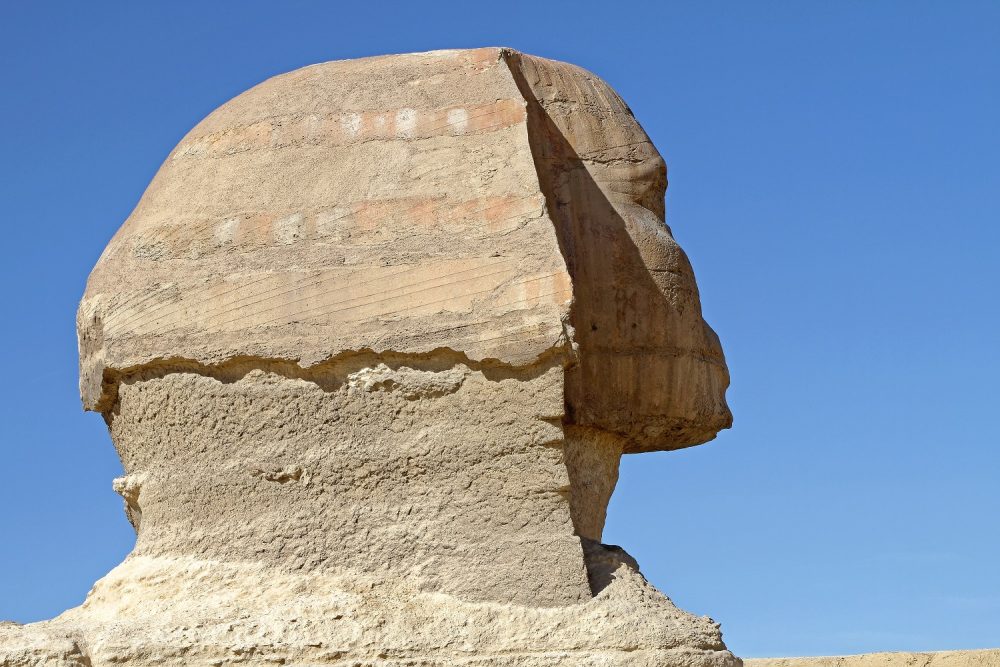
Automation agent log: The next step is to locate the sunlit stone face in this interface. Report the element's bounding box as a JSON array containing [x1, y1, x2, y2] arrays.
[[0, 48, 743, 667], [79, 49, 729, 459], [73, 47, 732, 611], [510, 52, 731, 454]]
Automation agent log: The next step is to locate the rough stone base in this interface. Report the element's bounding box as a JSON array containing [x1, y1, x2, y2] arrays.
[[0, 547, 739, 667]]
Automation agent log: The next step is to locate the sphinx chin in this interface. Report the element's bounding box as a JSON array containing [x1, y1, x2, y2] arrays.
[[5, 48, 737, 667]]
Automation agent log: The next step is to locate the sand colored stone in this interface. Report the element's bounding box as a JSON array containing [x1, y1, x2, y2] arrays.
[[746, 650, 1000, 667], [2, 48, 737, 665]]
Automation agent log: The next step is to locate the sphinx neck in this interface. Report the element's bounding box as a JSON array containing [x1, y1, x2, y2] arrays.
[[105, 364, 625, 606]]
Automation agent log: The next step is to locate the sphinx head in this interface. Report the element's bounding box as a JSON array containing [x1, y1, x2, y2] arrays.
[[77, 48, 730, 606]]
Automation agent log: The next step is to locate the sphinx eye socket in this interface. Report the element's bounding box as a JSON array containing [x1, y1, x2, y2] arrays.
[[636, 158, 667, 206]]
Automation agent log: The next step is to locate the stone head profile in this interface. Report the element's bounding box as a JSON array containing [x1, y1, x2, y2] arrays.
[[4, 48, 736, 667]]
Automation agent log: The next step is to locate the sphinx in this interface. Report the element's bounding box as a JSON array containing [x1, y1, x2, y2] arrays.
[[2, 48, 736, 667]]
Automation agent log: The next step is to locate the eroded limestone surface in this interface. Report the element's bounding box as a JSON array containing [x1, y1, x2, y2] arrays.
[[3, 48, 736, 666]]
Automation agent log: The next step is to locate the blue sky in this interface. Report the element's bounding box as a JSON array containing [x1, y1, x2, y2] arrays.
[[1, 1, 997, 658]]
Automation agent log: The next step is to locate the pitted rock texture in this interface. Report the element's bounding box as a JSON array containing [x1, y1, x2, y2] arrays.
[[0, 552, 735, 666], [3, 48, 738, 666], [110, 364, 587, 607]]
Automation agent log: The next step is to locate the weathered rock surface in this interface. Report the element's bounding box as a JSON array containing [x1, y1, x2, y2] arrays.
[[3, 48, 737, 666], [746, 650, 1000, 667]]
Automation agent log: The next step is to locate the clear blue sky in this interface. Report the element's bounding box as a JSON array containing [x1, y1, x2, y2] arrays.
[[1, 1, 997, 658]]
